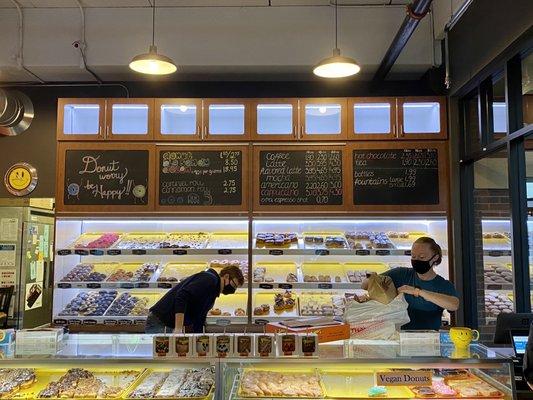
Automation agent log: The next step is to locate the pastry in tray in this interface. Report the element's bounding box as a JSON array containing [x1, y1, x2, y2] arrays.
[[73, 233, 121, 249], [346, 231, 394, 249], [239, 370, 323, 398], [61, 263, 111, 282], [484, 264, 513, 285], [325, 236, 347, 249], [255, 232, 298, 248], [106, 263, 159, 283], [58, 290, 117, 317], [160, 233, 209, 249], [210, 260, 248, 283], [115, 234, 167, 250], [485, 291, 514, 317], [445, 378, 504, 398], [105, 293, 151, 317], [0, 368, 36, 398]]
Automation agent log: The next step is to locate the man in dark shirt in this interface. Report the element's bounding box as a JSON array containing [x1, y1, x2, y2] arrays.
[[146, 265, 244, 333]]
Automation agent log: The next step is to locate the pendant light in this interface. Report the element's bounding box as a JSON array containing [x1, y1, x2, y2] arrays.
[[313, 0, 360, 79], [129, 0, 177, 75]]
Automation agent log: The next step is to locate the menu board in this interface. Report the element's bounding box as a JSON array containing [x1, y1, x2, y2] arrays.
[[63, 150, 149, 205], [258, 149, 343, 206], [353, 148, 439, 205], [159, 150, 243, 206]]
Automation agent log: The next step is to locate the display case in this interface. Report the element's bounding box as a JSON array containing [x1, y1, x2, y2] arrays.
[[0, 334, 515, 400]]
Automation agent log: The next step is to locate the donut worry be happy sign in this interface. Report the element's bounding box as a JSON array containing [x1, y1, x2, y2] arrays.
[[64, 150, 149, 205]]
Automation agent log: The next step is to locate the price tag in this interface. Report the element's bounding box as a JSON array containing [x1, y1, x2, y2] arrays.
[[315, 249, 330, 256], [137, 282, 149, 289], [269, 249, 284, 256], [278, 283, 293, 290], [134, 319, 145, 325], [173, 249, 188, 255], [87, 283, 101, 289], [355, 250, 370, 256], [318, 283, 333, 289], [74, 249, 89, 256], [158, 283, 172, 289], [57, 283, 72, 289], [53, 318, 68, 325], [83, 319, 97, 325], [57, 249, 72, 256], [215, 319, 231, 326], [404, 250, 412, 256], [132, 249, 147, 255], [376, 371, 432, 386], [70, 319, 82, 325], [103, 319, 118, 325], [488, 250, 503, 257], [107, 249, 122, 256], [218, 249, 233, 255], [376, 250, 391, 256], [118, 320, 133, 326], [259, 283, 274, 289], [254, 319, 269, 325], [120, 283, 135, 289], [90, 249, 104, 256]]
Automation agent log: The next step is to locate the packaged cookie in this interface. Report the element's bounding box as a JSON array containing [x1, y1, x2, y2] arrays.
[[215, 334, 233, 358], [153, 335, 173, 357], [255, 334, 275, 358], [235, 334, 253, 357], [173, 334, 193, 357], [194, 334, 213, 357], [299, 333, 318, 357], [276, 333, 299, 357]]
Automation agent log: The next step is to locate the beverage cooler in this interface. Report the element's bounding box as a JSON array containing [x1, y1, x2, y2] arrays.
[[52, 216, 449, 331]]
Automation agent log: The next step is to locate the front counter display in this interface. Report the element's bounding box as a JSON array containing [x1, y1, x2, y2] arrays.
[[0, 334, 515, 400]]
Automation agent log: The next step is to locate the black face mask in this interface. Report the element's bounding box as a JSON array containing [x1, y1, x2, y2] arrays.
[[222, 283, 237, 295], [411, 257, 435, 274]]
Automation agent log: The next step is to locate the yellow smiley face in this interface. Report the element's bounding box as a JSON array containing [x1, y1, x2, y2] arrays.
[[8, 167, 32, 190]]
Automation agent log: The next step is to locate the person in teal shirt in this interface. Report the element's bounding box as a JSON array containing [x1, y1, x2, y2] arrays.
[[364, 236, 459, 330]]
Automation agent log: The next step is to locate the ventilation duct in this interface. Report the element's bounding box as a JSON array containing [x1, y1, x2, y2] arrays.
[[0, 89, 34, 136]]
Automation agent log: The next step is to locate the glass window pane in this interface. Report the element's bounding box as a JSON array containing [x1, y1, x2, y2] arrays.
[[257, 104, 292, 135], [473, 149, 514, 343], [491, 77, 508, 135], [522, 53, 533, 127], [465, 94, 482, 154], [403, 102, 440, 133], [63, 104, 99, 135], [526, 140, 533, 308], [305, 104, 341, 134], [353, 103, 391, 134], [209, 104, 245, 135], [111, 104, 149, 135], [160, 104, 197, 135]]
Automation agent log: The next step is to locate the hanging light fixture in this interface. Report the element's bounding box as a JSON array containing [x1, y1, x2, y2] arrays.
[[129, 0, 177, 75], [313, 0, 360, 78]]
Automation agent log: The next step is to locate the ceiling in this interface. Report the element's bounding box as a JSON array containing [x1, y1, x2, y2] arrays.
[[0, 0, 467, 83]]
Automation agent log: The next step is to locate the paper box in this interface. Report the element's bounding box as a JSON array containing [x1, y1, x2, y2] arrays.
[[153, 334, 173, 358], [299, 333, 319, 357], [266, 321, 350, 343], [276, 333, 299, 357], [173, 334, 194, 358], [214, 334, 233, 358], [234, 334, 254, 357], [255, 333, 275, 358], [193, 334, 213, 358]]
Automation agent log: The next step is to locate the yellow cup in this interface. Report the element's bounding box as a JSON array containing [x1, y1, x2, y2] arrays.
[[450, 327, 480, 349]]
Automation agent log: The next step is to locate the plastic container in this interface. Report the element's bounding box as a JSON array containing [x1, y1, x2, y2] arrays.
[[193, 334, 213, 358]]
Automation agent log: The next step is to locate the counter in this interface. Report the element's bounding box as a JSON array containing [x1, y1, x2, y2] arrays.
[[0, 334, 515, 400]]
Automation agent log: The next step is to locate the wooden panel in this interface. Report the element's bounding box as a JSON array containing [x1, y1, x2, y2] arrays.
[[105, 98, 155, 141], [56, 142, 155, 212], [250, 98, 299, 141], [56, 98, 105, 141], [252, 144, 348, 212], [154, 98, 203, 141], [203, 99, 251, 141], [397, 96, 448, 140], [298, 98, 348, 141], [347, 97, 397, 141], [346, 141, 449, 213], [155, 145, 249, 212]]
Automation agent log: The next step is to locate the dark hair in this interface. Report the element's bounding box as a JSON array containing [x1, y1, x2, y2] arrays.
[[414, 236, 442, 265], [220, 265, 245, 286]]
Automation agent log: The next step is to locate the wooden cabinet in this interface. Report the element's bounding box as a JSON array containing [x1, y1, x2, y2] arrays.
[[154, 98, 202, 141], [57, 98, 105, 141], [106, 98, 154, 141], [251, 98, 298, 141], [347, 97, 396, 140], [299, 98, 347, 141], [397, 97, 447, 140], [203, 99, 250, 141]]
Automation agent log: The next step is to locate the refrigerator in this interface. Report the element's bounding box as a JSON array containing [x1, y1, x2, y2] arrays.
[[0, 206, 54, 329]]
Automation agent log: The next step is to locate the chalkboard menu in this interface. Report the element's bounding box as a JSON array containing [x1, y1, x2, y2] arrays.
[[64, 150, 149, 205], [159, 150, 242, 206], [353, 148, 439, 205], [259, 150, 343, 206]]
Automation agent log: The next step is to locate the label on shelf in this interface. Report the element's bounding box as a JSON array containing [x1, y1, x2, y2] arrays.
[[158, 283, 172, 289], [83, 319, 97, 325], [315, 249, 330, 256], [53, 318, 68, 325], [404, 250, 412, 256], [57, 283, 71, 289], [259, 283, 274, 289], [376, 250, 391, 256], [218, 249, 233, 255], [86, 283, 101, 289], [376, 370, 432, 386], [173, 249, 188, 255], [118, 319, 133, 325], [132, 249, 147, 255], [107, 249, 122, 256], [69, 319, 82, 325], [356, 250, 370, 256], [103, 319, 118, 325], [57, 249, 72, 256], [278, 283, 293, 290], [120, 283, 135, 289], [254, 319, 269, 325], [90, 249, 104, 256], [137, 282, 150, 289], [74, 249, 89, 256], [215, 319, 231, 326], [134, 319, 146, 325], [318, 283, 333, 289], [269, 250, 284, 256]]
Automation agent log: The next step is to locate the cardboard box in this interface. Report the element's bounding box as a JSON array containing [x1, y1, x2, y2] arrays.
[[266, 321, 350, 343]]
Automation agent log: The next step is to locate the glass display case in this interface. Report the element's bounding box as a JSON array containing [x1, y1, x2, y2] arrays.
[[0, 334, 515, 400]]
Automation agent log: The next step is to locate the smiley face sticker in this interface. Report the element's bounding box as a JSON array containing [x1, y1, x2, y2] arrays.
[[132, 184, 146, 199], [4, 163, 38, 196]]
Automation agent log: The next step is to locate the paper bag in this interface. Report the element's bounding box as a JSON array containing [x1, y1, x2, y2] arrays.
[[366, 273, 397, 304]]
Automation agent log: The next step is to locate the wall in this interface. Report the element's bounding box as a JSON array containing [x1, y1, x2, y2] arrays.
[[448, 0, 533, 95], [0, 79, 436, 198]]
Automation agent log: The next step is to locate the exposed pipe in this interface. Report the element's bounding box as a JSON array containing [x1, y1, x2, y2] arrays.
[[9, 0, 45, 83], [372, 0, 433, 82], [0, 83, 130, 98], [73, 0, 103, 84]]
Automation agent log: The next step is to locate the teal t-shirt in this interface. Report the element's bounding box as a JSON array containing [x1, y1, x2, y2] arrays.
[[382, 267, 457, 330]]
